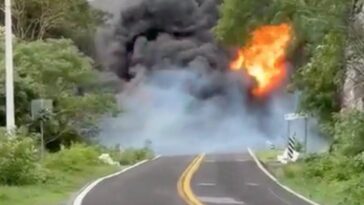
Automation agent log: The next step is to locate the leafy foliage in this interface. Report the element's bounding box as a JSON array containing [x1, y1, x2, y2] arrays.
[[0, 2, 152, 204], [0, 31, 117, 150], [293, 139, 303, 152], [44, 144, 101, 173], [214, 0, 276, 46], [215, 0, 347, 45], [0, 132, 46, 185], [331, 111, 364, 156], [278, 111, 364, 204], [218, 1, 364, 204], [292, 32, 345, 121], [0, 134, 154, 187], [0, 0, 107, 54], [339, 175, 364, 205], [215, 0, 349, 122], [116, 148, 154, 165], [106, 142, 154, 166]]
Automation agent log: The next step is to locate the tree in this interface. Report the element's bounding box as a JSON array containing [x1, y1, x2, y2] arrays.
[[0, 0, 107, 54], [0, 29, 117, 150], [214, 0, 349, 122], [291, 32, 345, 122], [214, 0, 277, 46], [215, 0, 348, 45]]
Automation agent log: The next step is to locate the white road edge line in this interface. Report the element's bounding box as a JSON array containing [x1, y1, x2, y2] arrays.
[[73, 155, 161, 205], [268, 187, 291, 205], [247, 148, 321, 205]]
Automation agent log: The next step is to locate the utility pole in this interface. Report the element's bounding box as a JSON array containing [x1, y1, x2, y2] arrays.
[[5, 0, 16, 135]]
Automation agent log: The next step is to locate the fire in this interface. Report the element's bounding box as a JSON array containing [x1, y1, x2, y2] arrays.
[[230, 23, 293, 97]]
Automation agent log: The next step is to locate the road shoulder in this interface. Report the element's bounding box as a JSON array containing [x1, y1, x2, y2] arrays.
[[248, 148, 321, 205], [71, 156, 160, 205]]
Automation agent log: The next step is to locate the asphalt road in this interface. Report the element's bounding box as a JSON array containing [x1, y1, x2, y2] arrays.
[[80, 154, 313, 205], [192, 154, 312, 205], [82, 156, 193, 205]]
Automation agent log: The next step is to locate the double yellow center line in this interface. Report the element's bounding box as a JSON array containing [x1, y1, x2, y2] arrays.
[[177, 154, 205, 205]]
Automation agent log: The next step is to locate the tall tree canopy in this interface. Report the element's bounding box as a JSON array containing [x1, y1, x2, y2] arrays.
[[0, 0, 106, 54], [214, 0, 349, 122], [0, 28, 116, 150]]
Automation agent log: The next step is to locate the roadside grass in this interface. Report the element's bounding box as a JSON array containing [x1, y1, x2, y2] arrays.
[[256, 150, 341, 205], [274, 162, 342, 205], [255, 149, 281, 163], [0, 141, 154, 205], [111, 147, 154, 165], [0, 165, 119, 205]]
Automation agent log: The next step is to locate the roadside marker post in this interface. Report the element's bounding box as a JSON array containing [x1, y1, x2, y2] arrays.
[[277, 136, 300, 164], [284, 112, 309, 153], [287, 136, 297, 161]]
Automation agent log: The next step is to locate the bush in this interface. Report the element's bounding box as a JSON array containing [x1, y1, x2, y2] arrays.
[[44, 143, 101, 173], [302, 154, 351, 181], [282, 164, 302, 178], [115, 148, 154, 166], [0, 134, 45, 185], [339, 175, 364, 205], [331, 111, 364, 156], [353, 152, 364, 171], [293, 139, 303, 152], [301, 154, 331, 178]]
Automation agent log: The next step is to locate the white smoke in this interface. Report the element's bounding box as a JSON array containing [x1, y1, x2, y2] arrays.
[[92, 0, 329, 155], [97, 67, 326, 155]]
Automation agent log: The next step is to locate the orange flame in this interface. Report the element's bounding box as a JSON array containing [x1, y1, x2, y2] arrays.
[[230, 23, 293, 97]]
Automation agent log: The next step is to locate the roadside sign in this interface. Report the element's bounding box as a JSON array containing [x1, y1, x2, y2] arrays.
[[31, 99, 53, 120], [284, 113, 308, 121], [31, 99, 53, 161], [284, 112, 309, 153]]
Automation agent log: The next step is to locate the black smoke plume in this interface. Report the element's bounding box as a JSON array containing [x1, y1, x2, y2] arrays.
[[97, 0, 232, 97], [92, 0, 327, 154]]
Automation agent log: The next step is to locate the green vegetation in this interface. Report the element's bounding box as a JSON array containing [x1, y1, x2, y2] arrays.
[[261, 149, 364, 205], [0, 0, 151, 204], [292, 31, 345, 122], [0, 165, 116, 205], [0, 0, 362, 204], [216, 0, 364, 204], [0, 26, 117, 151], [255, 149, 281, 164], [0, 0, 106, 54], [255, 112, 364, 205], [0, 131, 44, 185], [111, 147, 154, 165], [215, 0, 348, 122], [274, 161, 341, 205], [256, 150, 343, 205], [0, 132, 153, 205]]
